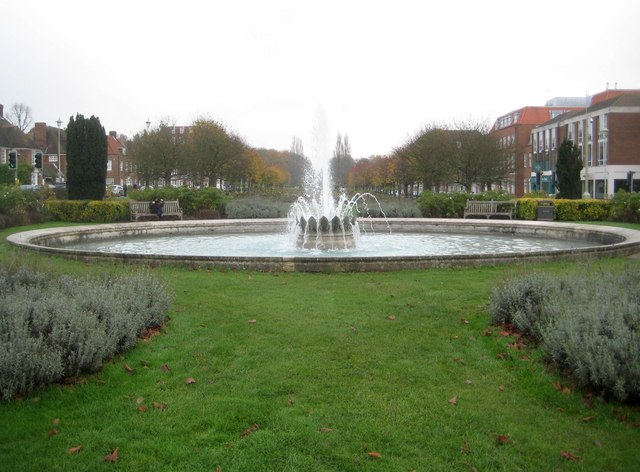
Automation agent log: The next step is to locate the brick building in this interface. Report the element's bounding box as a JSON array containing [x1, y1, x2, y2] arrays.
[[531, 90, 640, 198], [0, 104, 41, 184], [490, 105, 584, 197], [32, 121, 67, 184]]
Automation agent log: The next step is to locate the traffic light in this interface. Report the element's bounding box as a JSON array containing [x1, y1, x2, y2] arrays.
[[34, 152, 43, 169], [8, 149, 17, 169]]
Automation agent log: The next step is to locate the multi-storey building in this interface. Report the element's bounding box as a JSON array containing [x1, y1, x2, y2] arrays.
[[531, 90, 640, 198], [106, 131, 135, 188], [490, 105, 585, 197]]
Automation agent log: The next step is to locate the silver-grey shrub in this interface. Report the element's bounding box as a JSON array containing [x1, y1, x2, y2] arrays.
[[0, 268, 171, 400], [489, 266, 640, 402]]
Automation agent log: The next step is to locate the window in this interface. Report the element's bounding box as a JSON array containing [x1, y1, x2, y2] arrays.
[[107, 160, 112, 171], [551, 128, 556, 150], [600, 114, 608, 131], [578, 122, 583, 144], [568, 123, 574, 142], [598, 141, 608, 165]]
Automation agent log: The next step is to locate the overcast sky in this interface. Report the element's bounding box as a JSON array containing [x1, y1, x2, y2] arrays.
[[2, 0, 639, 159]]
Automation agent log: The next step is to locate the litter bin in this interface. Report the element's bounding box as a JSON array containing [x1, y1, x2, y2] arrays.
[[537, 200, 554, 221]]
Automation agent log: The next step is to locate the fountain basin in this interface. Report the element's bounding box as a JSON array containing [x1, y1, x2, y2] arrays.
[[7, 219, 640, 272]]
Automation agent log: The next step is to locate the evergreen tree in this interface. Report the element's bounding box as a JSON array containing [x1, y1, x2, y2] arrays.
[[555, 138, 583, 199], [66, 114, 108, 200]]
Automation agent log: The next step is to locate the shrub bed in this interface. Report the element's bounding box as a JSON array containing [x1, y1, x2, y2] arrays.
[[127, 187, 227, 218], [610, 190, 640, 223], [0, 185, 53, 228], [417, 191, 513, 218], [0, 267, 171, 400], [489, 266, 640, 402], [46, 199, 130, 222]]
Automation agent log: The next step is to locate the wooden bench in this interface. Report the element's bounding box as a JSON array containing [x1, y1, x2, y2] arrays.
[[463, 200, 516, 220], [130, 200, 183, 221]]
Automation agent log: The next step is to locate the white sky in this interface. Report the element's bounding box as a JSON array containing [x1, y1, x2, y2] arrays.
[[1, 0, 639, 158]]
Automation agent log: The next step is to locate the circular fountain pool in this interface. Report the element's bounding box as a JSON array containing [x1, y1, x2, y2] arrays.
[[7, 219, 640, 272]]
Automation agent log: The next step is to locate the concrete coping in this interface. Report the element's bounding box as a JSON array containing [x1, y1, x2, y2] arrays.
[[6, 218, 640, 272]]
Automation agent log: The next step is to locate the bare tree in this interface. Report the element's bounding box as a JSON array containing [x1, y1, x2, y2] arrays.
[[7, 103, 33, 132]]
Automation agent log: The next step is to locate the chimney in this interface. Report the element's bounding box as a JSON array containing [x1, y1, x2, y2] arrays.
[[35, 122, 48, 148], [109, 130, 117, 137]]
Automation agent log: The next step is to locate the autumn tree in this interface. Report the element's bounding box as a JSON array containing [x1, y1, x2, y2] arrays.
[[226, 148, 266, 191], [129, 119, 183, 187], [184, 118, 245, 187], [290, 136, 304, 158], [396, 125, 456, 192], [256, 148, 311, 187], [330, 133, 355, 188], [555, 138, 583, 199], [6, 103, 33, 132], [66, 114, 108, 200], [449, 120, 511, 191]]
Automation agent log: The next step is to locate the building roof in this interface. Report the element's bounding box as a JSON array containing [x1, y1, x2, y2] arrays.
[[588, 92, 640, 113], [107, 132, 125, 155], [590, 89, 640, 106], [545, 96, 590, 107], [28, 124, 66, 154], [0, 120, 37, 149]]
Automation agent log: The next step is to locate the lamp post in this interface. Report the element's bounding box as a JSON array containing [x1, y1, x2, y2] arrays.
[[56, 118, 62, 183], [145, 119, 151, 133]]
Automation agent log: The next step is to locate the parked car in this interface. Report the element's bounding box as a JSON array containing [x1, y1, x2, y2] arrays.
[[109, 184, 125, 196], [19, 184, 42, 191]]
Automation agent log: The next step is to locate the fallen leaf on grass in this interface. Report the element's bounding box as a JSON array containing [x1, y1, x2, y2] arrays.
[[49, 429, 60, 437], [104, 448, 119, 462], [52, 418, 60, 425], [582, 415, 597, 422], [139, 405, 148, 412], [496, 435, 509, 445], [124, 364, 135, 375], [160, 364, 171, 372], [319, 428, 333, 433], [185, 377, 196, 384], [560, 450, 581, 461], [483, 329, 493, 336], [499, 385, 505, 392], [240, 423, 260, 438], [136, 397, 145, 404], [387, 315, 396, 320], [248, 319, 257, 324], [460, 318, 470, 324], [448, 395, 458, 405], [368, 451, 382, 458], [68, 445, 83, 454], [153, 401, 168, 410]]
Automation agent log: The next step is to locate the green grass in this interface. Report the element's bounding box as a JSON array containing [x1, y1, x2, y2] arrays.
[[1, 223, 639, 471]]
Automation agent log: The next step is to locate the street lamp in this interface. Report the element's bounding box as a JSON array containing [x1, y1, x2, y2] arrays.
[[145, 119, 151, 132], [56, 118, 62, 183]]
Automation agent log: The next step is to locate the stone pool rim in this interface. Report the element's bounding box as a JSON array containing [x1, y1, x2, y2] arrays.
[[6, 218, 640, 272]]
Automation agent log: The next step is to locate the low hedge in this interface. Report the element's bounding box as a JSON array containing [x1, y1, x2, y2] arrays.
[[46, 199, 130, 223], [517, 198, 612, 221], [0, 267, 171, 400], [417, 191, 515, 218]]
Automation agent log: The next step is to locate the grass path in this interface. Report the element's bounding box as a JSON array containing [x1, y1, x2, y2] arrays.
[[0, 224, 639, 470]]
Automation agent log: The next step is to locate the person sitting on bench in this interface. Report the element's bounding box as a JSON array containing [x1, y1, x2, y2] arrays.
[[150, 196, 164, 218]]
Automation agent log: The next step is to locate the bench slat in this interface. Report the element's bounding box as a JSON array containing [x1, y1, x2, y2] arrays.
[[463, 200, 515, 220], [130, 200, 183, 221]]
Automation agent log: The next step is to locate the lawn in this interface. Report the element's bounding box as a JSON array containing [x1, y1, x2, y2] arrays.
[[0, 223, 639, 471]]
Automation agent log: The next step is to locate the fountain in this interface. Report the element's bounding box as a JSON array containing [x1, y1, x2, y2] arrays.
[[6, 110, 640, 271], [288, 106, 362, 250]]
